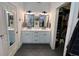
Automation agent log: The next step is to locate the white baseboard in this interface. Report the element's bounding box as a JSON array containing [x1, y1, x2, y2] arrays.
[[8, 43, 22, 56]]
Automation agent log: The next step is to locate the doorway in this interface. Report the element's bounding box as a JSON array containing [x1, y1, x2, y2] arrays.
[[55, 3, 71, 55]]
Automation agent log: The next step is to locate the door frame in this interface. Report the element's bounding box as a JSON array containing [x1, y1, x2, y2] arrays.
[[54, 2, 71, 56], [0, 6, 9, 56]]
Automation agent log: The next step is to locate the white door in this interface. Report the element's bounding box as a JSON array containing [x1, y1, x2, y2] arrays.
[[0, 7, 8, 56]]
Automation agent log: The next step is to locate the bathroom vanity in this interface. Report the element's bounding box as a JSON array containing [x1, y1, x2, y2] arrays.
[[21, 28, 51, 43]]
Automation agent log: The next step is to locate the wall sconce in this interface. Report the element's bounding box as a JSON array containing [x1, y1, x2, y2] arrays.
[[42, 11, 47, 14], [27, 10, 32, 13]]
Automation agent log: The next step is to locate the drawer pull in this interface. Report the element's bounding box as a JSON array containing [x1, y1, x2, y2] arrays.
[[34, 32, 38, 33], [0, 35, 4, 37], [16, 31, 18, 33], [34, 35, 38, 37], [35, 40, 38, 41]]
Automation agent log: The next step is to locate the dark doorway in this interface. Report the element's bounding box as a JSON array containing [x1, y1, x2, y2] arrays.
[[55, 3, 71, 54]]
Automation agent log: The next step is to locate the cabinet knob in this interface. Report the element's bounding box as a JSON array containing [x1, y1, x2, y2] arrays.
[[16, 31, 18, 33], [34, 32, 38, 33], [0, 35, 4, 37], [35, 40, 38, 41], [34, 35, 38, 37], [0, 35, 4, 40]]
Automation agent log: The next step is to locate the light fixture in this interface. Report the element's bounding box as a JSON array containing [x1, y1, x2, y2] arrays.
[[42, 11, 47, 14], [27, 10, 32, 13], [36, 2, 41, 3]]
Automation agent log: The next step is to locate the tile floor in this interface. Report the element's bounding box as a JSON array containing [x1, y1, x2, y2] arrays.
[[15, 44, 64, 56]]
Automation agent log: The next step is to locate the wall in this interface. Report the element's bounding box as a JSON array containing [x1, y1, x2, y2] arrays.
[[49, 2, 65, 49]]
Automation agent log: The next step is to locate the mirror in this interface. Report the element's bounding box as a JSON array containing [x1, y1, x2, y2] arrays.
[[24, 14, 34, 28], [39, 14, 49, 28], [39, 14, 48, 28], [23, 13, 50, 28], [6, 10, 15, 46]]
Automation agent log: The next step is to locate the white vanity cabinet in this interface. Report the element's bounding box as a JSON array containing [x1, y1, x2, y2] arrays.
[[21, 31, 33, 43], [33, 31, 39, 43], [38, 31, 51, 43], [21, 30, 51, 44]]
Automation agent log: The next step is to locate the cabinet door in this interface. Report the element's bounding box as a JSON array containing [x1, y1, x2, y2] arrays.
[[25, 14, 34, 27], [38, 31, 50, 43], [21, 31, 33, 43]]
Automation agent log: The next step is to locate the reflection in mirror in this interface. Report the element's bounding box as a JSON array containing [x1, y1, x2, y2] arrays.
[[6, 10, 15, 46], [8, 13, 14, 28], [39, 14, 48, 28], [24, 14, 34, 28]]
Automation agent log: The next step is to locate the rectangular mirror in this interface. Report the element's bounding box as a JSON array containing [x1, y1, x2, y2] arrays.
[[39, 15, 46, 27], [5, 10, 15, 46], [24, 14, 34, 28], [39, 14, 49, 28]]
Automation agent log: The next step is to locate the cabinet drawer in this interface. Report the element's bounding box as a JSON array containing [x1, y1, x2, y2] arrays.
[[38, 32, 50, 36], [33, 34, 39, 37], [38, 31, 50, 34], [22, 38, 33, 43], [33, 31, 39, 33], [22, 31, 33, 35], [33, 39, 39, 43], [21, 32, 33, 38], [39, 34, 50, 38], [33, 31, 39, 38]]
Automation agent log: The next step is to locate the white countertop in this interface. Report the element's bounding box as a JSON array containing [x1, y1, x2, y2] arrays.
[[8, 27, 14, 31], [22, 28, 51, 31]]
